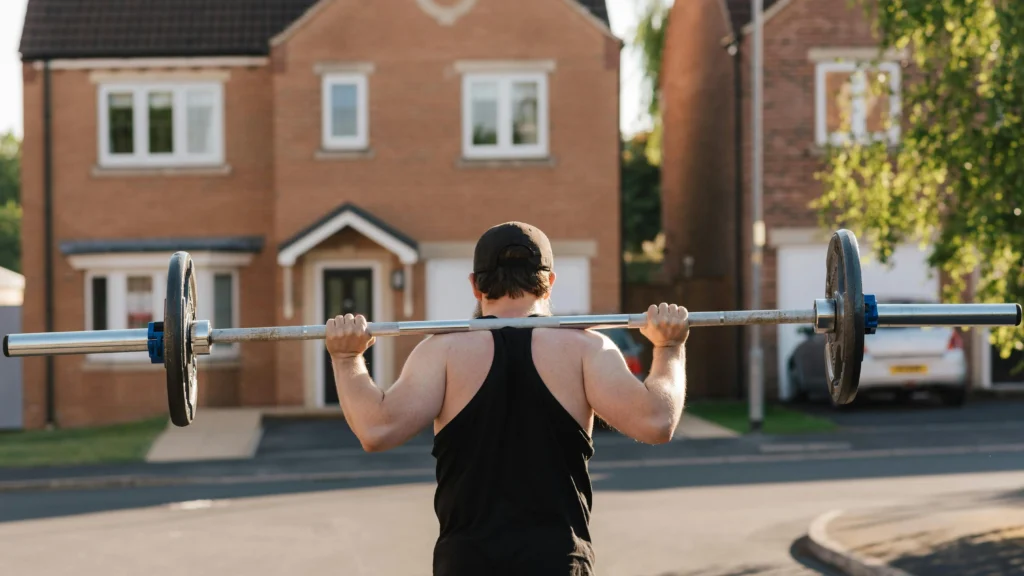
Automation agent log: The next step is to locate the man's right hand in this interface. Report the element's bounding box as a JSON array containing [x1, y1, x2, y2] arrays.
[[641, 303, 689, 348]]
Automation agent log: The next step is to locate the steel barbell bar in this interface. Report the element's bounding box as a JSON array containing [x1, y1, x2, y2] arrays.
[[2, 229, 1022, 427], [5, 304, 1019, 357]]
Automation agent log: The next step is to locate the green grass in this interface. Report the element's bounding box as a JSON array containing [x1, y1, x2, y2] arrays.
[[685, 400, 839, 435], [0, 417, 169, 468]]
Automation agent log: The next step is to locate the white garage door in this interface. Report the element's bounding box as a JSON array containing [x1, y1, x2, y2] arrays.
[[426, 257, 591, 321], [775, 242, 939, 399]]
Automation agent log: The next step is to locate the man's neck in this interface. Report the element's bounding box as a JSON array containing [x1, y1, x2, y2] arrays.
[[480, 297, 546, 318]]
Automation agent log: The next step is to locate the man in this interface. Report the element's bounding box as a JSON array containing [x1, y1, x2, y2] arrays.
[[326, 222, 689, 576]]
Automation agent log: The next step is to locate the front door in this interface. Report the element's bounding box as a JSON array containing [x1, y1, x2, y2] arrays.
[[322, 268, 374, 405]]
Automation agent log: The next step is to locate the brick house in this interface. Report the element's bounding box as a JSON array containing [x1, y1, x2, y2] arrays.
[[659, 0, 1016, 400], [17, 0, 621, 429]]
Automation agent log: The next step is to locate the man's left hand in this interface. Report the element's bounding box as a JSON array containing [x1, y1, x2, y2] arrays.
[[326, 314, 376, 360]]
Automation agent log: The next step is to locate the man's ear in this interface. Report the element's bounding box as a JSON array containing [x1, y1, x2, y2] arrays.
[[544, 271, 556, 299], [469, 273, 483, 300]]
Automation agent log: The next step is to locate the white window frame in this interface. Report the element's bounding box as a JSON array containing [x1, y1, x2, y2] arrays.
[[321, 72, 369, 150], [83, 266, 240, 363], [815, 61, 901, 147], [461, 72, 549, 160], [97, 81, 225, 168]]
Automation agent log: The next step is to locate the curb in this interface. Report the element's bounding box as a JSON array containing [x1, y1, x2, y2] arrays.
[[804, 509, 915, 576], [0, 466, 438, 494]]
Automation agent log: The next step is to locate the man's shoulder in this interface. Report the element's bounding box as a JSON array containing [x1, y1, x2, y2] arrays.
[[534, 327, 609, 351], [418, 331, 492, 351]]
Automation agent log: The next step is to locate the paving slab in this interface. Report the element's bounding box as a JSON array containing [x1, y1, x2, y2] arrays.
[[145, 409, 263, 463], [806, 487, 1024, 575]]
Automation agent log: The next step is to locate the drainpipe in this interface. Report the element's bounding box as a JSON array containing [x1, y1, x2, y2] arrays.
[[617, 41, 626, 314], [729, 40, 745, 401], [43, 60, 56, 428]]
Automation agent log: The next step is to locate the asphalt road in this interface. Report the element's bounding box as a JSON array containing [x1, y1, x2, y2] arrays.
[[0, 398, 1021, 576]]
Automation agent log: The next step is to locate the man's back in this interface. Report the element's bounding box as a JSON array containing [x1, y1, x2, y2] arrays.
[[431, 326, 598, 576], [435, 327, 596, 434]]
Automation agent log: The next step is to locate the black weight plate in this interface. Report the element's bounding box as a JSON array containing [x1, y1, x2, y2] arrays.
[[824, 230, 864, 405], [165, 252, 198, 427]]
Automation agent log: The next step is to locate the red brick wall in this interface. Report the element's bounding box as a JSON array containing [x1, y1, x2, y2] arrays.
[[659, 0, 743, 398], [735, 0, 880, 395], [19, 0, 619, 428], [660, 0, 882, 397], [270, 0, 620, 392], [270, 0, 620, 307], [19, 63, 277, 428]]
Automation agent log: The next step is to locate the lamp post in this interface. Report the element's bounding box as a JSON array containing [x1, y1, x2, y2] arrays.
[[749, 0, 765, 432]]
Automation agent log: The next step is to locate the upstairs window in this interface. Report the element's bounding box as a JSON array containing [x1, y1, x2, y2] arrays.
[[98, 82, 224, 168], [815, 61, 901, 147], [462, 72, 548, 160], [321, 73, 369, 150]]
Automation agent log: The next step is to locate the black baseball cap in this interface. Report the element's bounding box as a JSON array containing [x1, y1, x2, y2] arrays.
[[473, 222, 554, 274]]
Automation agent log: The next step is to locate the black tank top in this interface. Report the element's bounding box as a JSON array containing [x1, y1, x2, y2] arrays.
[[431, 325, 597, 576]]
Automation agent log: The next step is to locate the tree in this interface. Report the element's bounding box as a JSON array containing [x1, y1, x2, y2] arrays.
[[633, 0, 671, 165], [0, 132, 21, 273], [815, 1, 1024, 356], [622, 132, 662, 255]]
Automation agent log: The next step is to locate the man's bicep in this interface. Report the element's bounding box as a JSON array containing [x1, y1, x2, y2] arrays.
[[582, 335, 655, 436]]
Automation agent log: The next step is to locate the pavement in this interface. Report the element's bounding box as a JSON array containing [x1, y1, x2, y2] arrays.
[[145, 408, 264, 463], [144, 406, 739, 464], [806, 486, 1024, 575], [2, 397, 1023, 575]]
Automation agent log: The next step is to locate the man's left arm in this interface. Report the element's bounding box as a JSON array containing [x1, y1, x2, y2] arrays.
[[327, 314, 447, 452]]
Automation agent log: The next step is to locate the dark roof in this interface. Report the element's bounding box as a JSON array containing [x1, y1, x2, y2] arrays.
[[19, 0, 611, 61], [61, 236, 265, 255], [575, 0, 609, 26], [725, 0, 782, 37], [279, 202, 418, 252]]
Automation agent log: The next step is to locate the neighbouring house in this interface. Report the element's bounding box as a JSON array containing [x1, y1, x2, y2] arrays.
[[659, 0, 1018, 400], [17, 0, 621, 429], [0, 266, 23, 429], [0, 267, 24, 306]]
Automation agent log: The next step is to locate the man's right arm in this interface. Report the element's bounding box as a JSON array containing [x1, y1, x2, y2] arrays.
[[582, 304, 688, 445]]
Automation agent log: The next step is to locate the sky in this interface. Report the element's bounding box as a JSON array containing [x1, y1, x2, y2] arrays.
[[0, 0, 656, 138]]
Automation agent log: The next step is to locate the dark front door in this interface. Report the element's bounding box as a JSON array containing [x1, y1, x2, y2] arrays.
[[323, 268, 374, 405]]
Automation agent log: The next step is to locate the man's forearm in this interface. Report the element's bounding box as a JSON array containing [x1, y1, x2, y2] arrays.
[[643, 344, 687, 427], [332, 355, 387, 437]]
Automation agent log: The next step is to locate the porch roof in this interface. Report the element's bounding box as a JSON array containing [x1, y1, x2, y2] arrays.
[[277, 203, 419, 267]]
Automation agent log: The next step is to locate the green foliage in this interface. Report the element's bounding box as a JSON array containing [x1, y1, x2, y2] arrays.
[[622, 133, 662, 257], [0, 132, 20, 273], [633, 0, 671, 165], [0, 201, 21, 273], [0, 132, 18, 205], [0, 417, 167, 468], [815, 0, 1024, 357]]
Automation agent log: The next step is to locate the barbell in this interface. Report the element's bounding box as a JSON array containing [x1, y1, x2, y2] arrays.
[[3, 229, 1021, 427]]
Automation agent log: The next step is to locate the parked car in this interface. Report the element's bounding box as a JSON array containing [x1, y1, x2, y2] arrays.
[[596, 327, 646, 379], [788, 298, 968, 406]]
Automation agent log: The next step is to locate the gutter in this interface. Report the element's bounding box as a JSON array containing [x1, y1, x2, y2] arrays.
[[43, 60, 55, 427]]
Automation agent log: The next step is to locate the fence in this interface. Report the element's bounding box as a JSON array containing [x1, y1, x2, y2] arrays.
[[624, 279, 743, 400]]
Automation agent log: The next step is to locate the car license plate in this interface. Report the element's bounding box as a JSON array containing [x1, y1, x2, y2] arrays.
[[890, 365, 928, 375]]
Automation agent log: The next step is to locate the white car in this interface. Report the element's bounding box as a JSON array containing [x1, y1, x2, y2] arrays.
[[788, 298, 969, 406]]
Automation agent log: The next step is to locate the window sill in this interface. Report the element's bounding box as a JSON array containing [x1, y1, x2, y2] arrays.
[[315, 148, 375, 161], [456, 156, 556, 169], [807, 144, 901, 157], [92, 164, 232, 178]]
